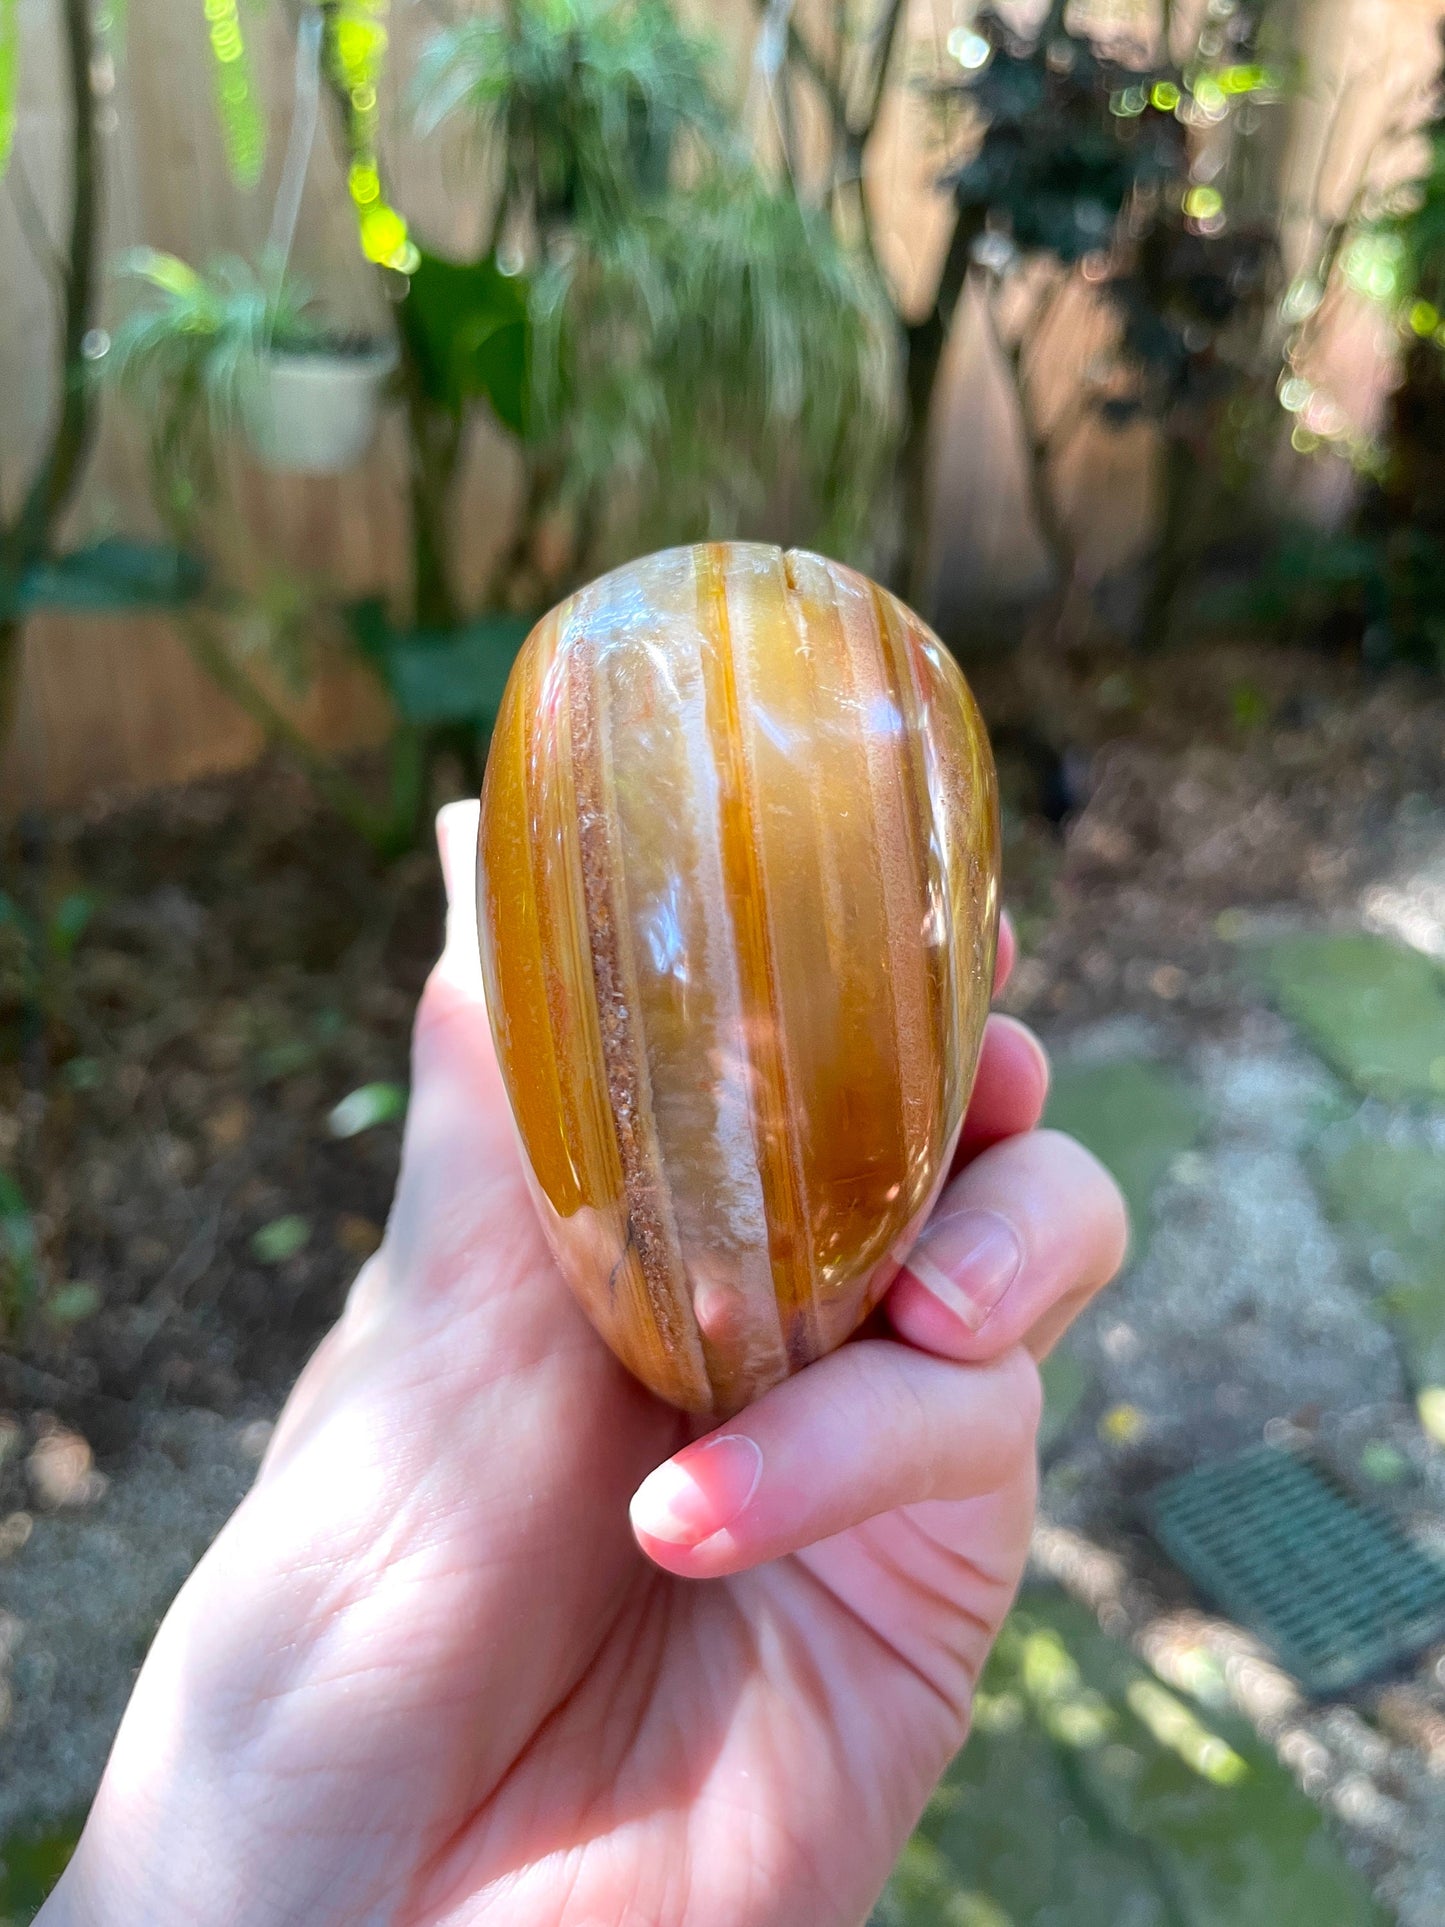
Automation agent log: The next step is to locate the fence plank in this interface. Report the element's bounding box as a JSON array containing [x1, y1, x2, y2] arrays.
[[3, 0, 1440, 811]]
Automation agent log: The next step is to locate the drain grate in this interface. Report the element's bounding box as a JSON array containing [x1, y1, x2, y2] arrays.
[[1148, 1444, 1445, 1696]]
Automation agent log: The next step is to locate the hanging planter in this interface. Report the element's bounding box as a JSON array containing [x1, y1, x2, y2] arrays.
[[241, 334, 398, 475]]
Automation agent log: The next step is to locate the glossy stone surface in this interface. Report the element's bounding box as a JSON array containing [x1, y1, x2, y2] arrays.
[[477, 543, 1000, 1415]]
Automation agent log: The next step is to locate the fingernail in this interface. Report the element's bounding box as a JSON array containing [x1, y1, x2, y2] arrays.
[[630, 1434, 763, 1547], [904, 1208, 1022, 1332]]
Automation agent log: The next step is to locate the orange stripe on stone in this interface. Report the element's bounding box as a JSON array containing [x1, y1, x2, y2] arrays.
[[869, 580, 967, 1159], [760, 552, 916, 1334], [696, 545, 821, 1369]]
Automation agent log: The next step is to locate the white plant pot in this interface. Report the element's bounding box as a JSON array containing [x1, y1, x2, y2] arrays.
[[242, 343, 397, 475]]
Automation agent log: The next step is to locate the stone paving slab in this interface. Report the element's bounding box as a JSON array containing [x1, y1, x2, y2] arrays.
[[1044, 1057, 1205, 1251], [1317, 1133, 1445, 1394], [871, 1588, 1385, 1927], [1254, 935, 1445, 1105]]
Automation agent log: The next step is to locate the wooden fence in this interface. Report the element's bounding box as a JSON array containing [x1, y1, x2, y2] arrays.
[[1, 0, 1439, 812]]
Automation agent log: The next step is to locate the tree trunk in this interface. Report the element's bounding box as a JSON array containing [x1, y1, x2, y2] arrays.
[[0, 615, 25, 787], [1137, 429, 1201, 649], [1, 0, 101, 814], [407, 394, 463, 631], [9, 0, 100, 569]]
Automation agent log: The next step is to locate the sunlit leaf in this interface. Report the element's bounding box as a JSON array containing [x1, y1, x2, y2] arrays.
[[99, 0, 127, 55], [1124, 1679, 1249, 1785], [200, 0, 266, 188], [251, 1215, 311, 1263], [328, 1081, 407, 1138], [1359, 1440, 1409, 1485], [46, 1281, 102, 1324], [0, 0, 18, 182], [123, 246, 210, 305], [327, 0, 417, 272], [1419, 1388, 1445, 1446], [1099, 1402, 1147, 1445]]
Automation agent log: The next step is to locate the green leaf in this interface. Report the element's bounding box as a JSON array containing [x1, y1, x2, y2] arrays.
[[0, 1168, 41, 1314], [328, 1081, 407, 1138], [1359, 1441, 1409, 1485], [256, 1037, 316, 1083], [385, 621, 531, 725], [0, 0, 18, 182], [48, 892, 94, 960], [398, 249, 532, 433], [46, 1281, 102, 1325], [201, 0, 266, 188], [356, 608, 531, 727], [125, 246, 211, 304], [0, 888, 35, 939], [251, 1215, 311, 1264], [19, 539, 207, 615]]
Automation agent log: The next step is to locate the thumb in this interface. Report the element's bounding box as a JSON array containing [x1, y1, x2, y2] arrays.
[[431, 798, 486, 1004]]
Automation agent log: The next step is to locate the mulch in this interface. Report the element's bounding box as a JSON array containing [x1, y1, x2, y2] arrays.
[[5, 633, 1445, 1446]]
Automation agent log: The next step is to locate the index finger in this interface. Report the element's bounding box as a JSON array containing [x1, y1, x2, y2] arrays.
[[994, 910, 1016, 995]]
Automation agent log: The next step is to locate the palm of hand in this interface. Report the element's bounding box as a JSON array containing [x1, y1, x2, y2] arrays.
[[54, 809, 1119, 1927]]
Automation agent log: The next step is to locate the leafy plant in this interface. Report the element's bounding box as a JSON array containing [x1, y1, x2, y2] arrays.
[[1359, 24, 1445, 341], [264, 0, 893, 843], [108, 250, 331, 526], [104, 248, 427, 852], [0, 883, 93, 982], [413, 0, 727, 228], [1358, 25, 1445, 669], [1248, 24, 1445, 672], [407, 0, 894, 592], [933, 0, 1285, 643], [527, 174, 896, 561]]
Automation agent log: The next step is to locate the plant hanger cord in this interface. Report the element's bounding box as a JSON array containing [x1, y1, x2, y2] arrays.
[[748, 0, 798, 189], [264, 4, 325, 343]]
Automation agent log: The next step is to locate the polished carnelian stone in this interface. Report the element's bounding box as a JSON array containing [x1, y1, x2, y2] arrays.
[[477, 543, 1000, 1416]]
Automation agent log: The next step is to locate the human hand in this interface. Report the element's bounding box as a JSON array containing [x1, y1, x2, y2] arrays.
[[43, 802, 1126, 1927]]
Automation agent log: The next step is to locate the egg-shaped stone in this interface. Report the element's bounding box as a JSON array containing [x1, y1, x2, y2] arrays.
[[477, 543, 1000, 1417]]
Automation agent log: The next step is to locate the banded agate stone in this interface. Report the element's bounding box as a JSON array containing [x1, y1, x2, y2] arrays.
[[477, 543, 1000, 1417]]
